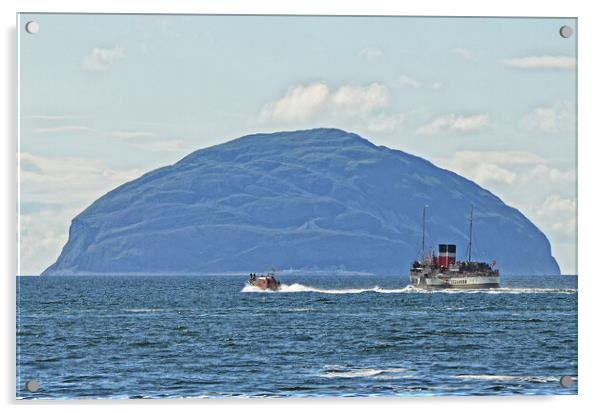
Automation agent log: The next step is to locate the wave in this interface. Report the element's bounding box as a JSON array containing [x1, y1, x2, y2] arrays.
[[124, 308, 164, 313], [320, 365, 408, 379], [453, 374, 570, 383], [241, 284, 576, 295], [285, 307, 314, 312]]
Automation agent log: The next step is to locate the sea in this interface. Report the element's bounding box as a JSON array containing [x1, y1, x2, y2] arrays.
[[16, 274, 577, 399]]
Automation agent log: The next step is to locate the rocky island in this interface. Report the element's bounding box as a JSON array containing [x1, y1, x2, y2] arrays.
[[43, 128, 560, 276]]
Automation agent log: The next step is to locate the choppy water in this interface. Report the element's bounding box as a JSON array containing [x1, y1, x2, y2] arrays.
[[16, 274, 577, 399]]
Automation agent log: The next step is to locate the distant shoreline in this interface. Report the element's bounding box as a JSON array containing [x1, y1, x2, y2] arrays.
[[19, 272, 578, 277]]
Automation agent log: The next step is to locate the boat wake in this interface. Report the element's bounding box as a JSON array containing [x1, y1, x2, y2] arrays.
[[241, 283, 412, 294], [241, 284, 576, 294]]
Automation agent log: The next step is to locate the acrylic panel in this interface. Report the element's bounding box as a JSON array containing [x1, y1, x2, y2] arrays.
[[17, 14, 577, 399]]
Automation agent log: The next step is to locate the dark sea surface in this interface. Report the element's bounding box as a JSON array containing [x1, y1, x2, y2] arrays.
[[16, 274, 577, 399]]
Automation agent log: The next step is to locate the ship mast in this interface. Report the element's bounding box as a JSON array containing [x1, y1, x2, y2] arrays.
[[421, 206, 426, 259], [468, 205, 473, 262]]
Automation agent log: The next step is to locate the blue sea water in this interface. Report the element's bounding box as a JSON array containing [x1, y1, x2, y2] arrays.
[[16, 274, 577, 399]]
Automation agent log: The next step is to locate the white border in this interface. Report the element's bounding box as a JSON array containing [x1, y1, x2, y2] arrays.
[[3, 1, 601, 412]]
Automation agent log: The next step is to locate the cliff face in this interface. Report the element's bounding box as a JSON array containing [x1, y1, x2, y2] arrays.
[[43, 128, 560, 275]]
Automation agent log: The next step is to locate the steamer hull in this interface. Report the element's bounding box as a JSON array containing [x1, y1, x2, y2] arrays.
[[410, 270, 500, 289]]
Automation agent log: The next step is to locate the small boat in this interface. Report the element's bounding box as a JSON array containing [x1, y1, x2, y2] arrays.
[[247, 269, 281, 291]]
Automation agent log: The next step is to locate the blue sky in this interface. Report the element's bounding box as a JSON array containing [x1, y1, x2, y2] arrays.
[[18, 14, 577, 274]]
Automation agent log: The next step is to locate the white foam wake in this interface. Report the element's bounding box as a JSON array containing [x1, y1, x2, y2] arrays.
[[241, 284, 575, 295], [124, 308, 165, 313], [241, 283, 414, 294], [453, 374, 568, 383], [320, 366, 408, 379], [459, 287, 577, 295]]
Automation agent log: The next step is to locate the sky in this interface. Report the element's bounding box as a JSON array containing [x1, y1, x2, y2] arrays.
[[18, 14, 577, 275]]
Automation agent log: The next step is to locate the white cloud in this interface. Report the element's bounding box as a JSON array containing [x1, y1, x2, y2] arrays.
[[361, 113, 405, 133], [522, 194, 576, 273], [551, 218, 577, 237], [107, 131, 184, 152], [416, 114, 490, 135], [260, 83, 330, 122], [19, 207, 82, 275], [435, 150, 552, 186], [107, 131, 185, 152], [451, 48, 474, 60], [19, 152, 144, 205], [398, 75, 421, 88], [330, 83, 389, 116], [431, 81, 444, 90], [435, 149, 576, 273], [31, 124, 185, 153], [526, 164, 575, 184], [450, 115, 490, 132], [18, 152, 146, 274], [522, 101, 574, 133], [471, 163, 517, 185], [447, 154, 516, 185], [109, 131, 158, 140], [502, 55, 576, 70], [540, 195, 576, 214], [549, 241, 577, 274], [535, 195, 577, 239], [81, 46, 125, 71], [358, 47, 384, 59], [25, 115, 80, 120], [437, 150, 576, 195], [260, 82, 390, 123], [32, 125, 95, 134], [445, 150, 545, 167], [129, 139, 186, 152], [430, 161, 519, 186], [439, 151, 537, 185]]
